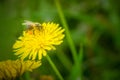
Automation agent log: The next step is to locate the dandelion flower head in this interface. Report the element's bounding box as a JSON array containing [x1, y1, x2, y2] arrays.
[[13, 20, 65, 60], [0, 60, 41, 80]]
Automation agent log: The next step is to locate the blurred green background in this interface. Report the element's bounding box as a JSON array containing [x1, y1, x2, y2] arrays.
[[0, 0, 120, 80]]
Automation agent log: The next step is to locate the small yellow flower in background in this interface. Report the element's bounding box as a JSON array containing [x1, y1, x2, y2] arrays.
[[13, 20, 65, 60], [0, 59, 41, 80]]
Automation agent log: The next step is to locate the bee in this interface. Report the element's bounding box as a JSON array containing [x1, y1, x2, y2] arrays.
[[22, 20, 42, 31]]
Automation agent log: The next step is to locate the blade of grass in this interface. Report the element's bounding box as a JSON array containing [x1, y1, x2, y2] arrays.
[[54, 0, 78, 65], [69, 43, 83, 80]]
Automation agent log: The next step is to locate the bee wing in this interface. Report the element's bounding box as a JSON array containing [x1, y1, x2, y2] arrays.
[[22, 20, 34, 26]]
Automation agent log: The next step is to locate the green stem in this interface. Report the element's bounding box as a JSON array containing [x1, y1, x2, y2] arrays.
[[54, 0, 78, 65], [46, 55, 64, 80]]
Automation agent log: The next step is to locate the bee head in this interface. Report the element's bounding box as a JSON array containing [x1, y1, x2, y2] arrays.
[[34, 23, 41, 27]]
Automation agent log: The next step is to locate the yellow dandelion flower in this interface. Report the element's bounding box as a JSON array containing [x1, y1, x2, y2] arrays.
[[13, 20, 65, 60], [0, 59, 41, 80]]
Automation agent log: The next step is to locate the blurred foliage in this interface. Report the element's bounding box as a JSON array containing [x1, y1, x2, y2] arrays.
[[0, 0, 120, 80]]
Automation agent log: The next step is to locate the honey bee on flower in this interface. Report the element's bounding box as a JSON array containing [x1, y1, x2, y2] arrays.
[[13, 20, 65, 60], [22, 20, 42, 31]]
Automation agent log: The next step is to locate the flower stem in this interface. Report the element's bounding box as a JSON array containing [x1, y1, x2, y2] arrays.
[[46, 55, 64, 80], [54, 0, 78, 64]]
